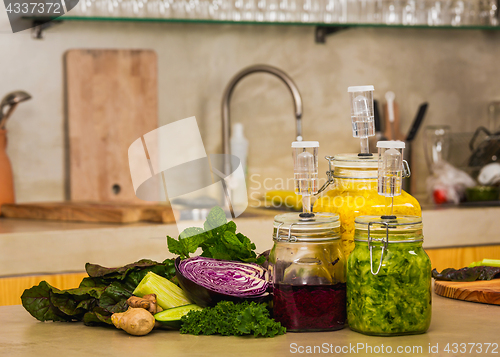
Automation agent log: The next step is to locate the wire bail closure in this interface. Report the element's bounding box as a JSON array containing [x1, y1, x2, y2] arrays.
[[317, 156, 335, 195], [275, 222, 297, 242], [403, 159, 411, 178], [368, 221, 390, 275]]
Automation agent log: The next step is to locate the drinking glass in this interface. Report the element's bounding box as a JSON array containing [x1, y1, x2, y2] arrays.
[[266, 0, 280, 20], [241, 0, 257, 20], [424, 125, 451, 173], [383, 0, 402, 24], [402, 0, 417, 25]]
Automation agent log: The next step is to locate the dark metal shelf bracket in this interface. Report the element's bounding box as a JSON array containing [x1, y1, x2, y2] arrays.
[[31, 19, 63, 39], [315, 26, 350, 43]]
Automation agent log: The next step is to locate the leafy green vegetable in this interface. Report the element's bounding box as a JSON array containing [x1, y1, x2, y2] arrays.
[[469, 259, 500, 268], [347, 241, 432, 335], [167, 206, 265, 264], [180, 301, 285, 338], [432, 266, 500, 282], [21, 259, 176, 325], [133, 271, 191, 309]]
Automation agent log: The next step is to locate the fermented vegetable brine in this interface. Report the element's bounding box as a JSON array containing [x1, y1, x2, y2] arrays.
[[347, 216, 432, 336]]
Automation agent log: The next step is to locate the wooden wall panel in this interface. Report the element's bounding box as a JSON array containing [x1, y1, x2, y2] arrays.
[[0, 272, 87, 306]]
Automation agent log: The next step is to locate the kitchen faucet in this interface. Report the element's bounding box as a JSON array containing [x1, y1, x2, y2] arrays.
[[221, 64, 303, 174]]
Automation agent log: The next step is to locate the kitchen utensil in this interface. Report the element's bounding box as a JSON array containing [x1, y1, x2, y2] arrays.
[[405, 103, 428, 142], [65, 49, 158, 203], [0, 129, 15, 207], [369, 99, 385, 152], [478, 163, 500, 186], [434, 279, 500, 305], [488, 101, 500, 133], [1, 202, 176, 223], [423, 125, 451, 173], [468, 127, 500, 175], [0, 91, 32, 129], [402, 102, 428, 193], [383, 91, 404, 141]]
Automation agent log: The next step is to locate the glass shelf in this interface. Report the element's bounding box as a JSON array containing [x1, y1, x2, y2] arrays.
[[37, 15, 500, 30], [24, 15, 500, 41]]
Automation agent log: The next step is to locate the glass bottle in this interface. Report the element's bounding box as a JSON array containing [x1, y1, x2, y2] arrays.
[[269, 212, 346, 332], [347, 215, 432, 336], [313, 153, 421, 257]]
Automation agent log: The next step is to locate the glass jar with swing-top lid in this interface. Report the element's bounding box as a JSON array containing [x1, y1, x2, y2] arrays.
[[269, 212, 346, 332], [346, 215, 432, 336], [313, 154, 421, 258]]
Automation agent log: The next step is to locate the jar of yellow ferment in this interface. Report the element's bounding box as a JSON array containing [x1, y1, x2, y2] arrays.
[[313, 154, 421, 257]]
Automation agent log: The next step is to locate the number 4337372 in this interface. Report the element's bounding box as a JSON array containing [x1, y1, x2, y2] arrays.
[[5, 2, 62, 14], [444, 343, 498, 354]]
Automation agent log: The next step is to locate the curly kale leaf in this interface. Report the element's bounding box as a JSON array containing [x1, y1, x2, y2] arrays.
[[180, 301, 286, 338]]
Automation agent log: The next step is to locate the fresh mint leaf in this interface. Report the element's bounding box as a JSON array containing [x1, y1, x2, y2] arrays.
[[179, 227, 205, 239], [167, 206, 265, 265], [222, 231, 245, 251], [167, 231, 206, 259], [204, 206, 228, 232], [167, 236, 184, 257]]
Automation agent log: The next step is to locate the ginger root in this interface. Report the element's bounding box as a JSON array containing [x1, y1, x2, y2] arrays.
[[111, 308, 155, 336], [127, 294, 157, 314]]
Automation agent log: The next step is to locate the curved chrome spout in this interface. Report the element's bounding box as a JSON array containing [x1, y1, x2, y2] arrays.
[[221, 64, 304, 174]]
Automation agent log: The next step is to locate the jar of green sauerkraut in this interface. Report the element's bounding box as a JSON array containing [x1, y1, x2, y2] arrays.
[[313, 154, 421, 258], [347, 215, 431, 336], [269, 212, 347, 332]]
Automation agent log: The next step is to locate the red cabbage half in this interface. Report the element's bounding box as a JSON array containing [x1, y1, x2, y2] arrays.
[[175, 257, 270, 307]]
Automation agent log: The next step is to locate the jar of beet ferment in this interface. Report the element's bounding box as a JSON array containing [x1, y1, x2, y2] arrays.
[[269, 212, 346, 332], [347, 215, 432, 336]]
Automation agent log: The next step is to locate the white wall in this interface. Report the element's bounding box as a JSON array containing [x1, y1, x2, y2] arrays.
[[1, 12, 499, 203]]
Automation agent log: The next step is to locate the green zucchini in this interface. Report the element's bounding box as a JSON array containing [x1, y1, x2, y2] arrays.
[[154, 304, 203, 329]]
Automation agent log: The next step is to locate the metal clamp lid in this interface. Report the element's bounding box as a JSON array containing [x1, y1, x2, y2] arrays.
[[368, 221, 389, 275], [317, 156, 335, 194], [274, 221, 298, 242]]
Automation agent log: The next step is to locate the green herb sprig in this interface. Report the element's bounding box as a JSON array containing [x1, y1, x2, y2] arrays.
[[167, 206, 265, 264]]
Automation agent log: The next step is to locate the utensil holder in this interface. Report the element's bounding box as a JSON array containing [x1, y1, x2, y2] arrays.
[[0, 129, 15, 208]]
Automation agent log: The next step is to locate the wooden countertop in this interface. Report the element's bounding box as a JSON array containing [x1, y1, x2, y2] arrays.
[[1, 292, 499, 357]]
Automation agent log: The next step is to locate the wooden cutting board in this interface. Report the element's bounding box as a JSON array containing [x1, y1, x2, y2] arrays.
[[434, 279, 500, 305], [1, 202, 176, 224], [65, 49, 158, 203]]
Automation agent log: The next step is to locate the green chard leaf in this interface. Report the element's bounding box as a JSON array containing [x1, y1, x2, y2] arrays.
[[21, 259, 177, 325], [85, 259, 162, 279], [21, 281, 72, 322]]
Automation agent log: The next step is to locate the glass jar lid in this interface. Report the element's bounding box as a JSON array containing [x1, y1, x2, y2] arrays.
[[354, 215, 423, 243], [273, 212, 340, 242], [332, 153, 379, 169]]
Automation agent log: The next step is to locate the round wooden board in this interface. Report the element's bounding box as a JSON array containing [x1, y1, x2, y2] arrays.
[[434, 279, 500, 305]]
